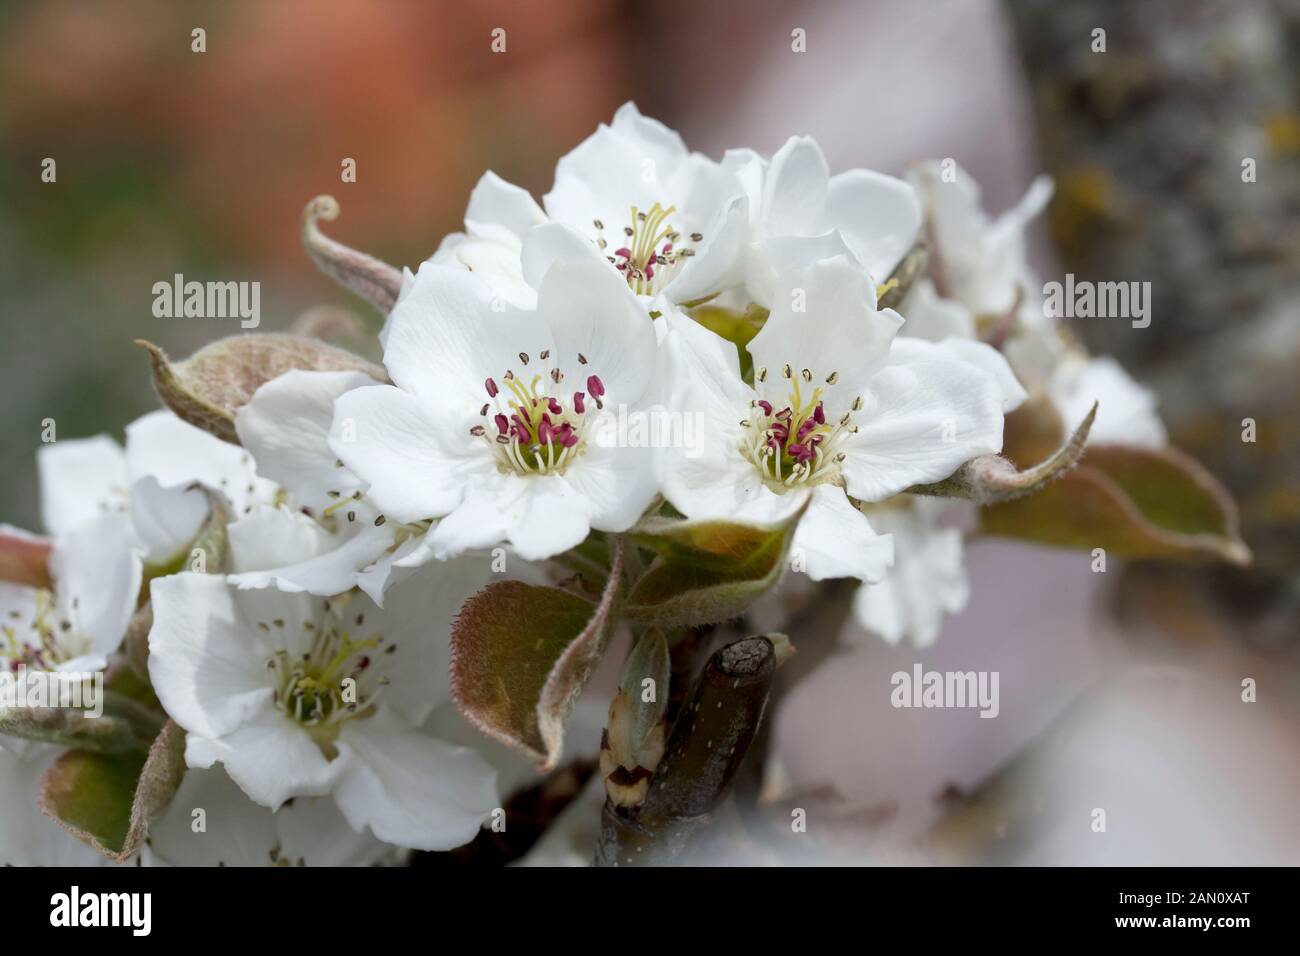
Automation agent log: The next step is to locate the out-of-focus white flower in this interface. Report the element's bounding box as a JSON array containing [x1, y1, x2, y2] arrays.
[[661, 257, 1013, 585], [330, 257, 662, 562], [0, 744, 110, 865], [724, 137, 921, 309], [142, 767, 396, 866], [851, 498, 971, 648], [907, 160, 1052, 323], [0, 514, 139, 677], [1049, 353, 1167, 449], [147, 509, 502, 851], [37, 410, 276, 565]]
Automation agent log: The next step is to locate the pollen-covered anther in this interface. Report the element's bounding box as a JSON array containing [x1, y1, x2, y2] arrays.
[[594, 203, 701, 295], [475, 358, 603, 476], [739, 367, 859, 491]]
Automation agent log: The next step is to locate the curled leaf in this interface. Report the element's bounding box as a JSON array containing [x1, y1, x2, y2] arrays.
[[907, 402, 1096, 504], [302, 195, 403, 313], [451, 536, 625, 771], [137, 333, 385, 444], [38, 719, 186, 863], [623, 508, 804, 627], [982, 443, 1251, 565]]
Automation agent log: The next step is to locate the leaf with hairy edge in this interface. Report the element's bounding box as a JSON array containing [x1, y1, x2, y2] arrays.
[[0, 706, 151, 754], [137, 334, 386, 444], [623, 509, 803, 627], [981, 443, 1251, 565], [451, 536, 625, 771], [38, 720, 186, 863], [907, 403, 1096, 504], [0, 528, 51, 589]]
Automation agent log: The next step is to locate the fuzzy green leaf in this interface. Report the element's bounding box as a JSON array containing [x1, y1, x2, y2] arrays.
[[38, 720, 186, 863], [450, 536, 625, 771], [623, 510, 803, 627]]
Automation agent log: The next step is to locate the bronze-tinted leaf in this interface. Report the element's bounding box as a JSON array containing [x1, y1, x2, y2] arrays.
[[450, 536, 625, 771], [982, 443, 1251, 565], [137, 334, 385, 444]]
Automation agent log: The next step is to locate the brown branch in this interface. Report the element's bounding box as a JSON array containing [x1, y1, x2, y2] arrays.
[[595, 635, 776, 866]]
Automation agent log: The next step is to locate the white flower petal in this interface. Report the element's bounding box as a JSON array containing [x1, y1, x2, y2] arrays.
[[827, 167, 922, 283], [380, 264, 547, 409], [129, 475, 207, 565], [37, 435, 128, 538], [749, 257, 902, 401], [148, 572, 275, 740], [335, 708, 497, 852], [235, 369, 376, 512], [330, 385, 474, 524], [125, 410, 274, 516], [187, 703, 341, 810], [519, 220, 608, 291], [839, 337, 1005, 502], [936, 338, 1028, 412], [898, 277, 975, 341], [464, 170, 547, 239], [366, 555, 496, 726], [536, 256, 658, 404], [51, 512, 141, 660], [761, 136, 831, 237], [793, 485, 894, 583]]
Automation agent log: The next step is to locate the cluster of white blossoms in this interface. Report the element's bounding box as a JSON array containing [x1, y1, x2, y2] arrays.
[[1, 104, 1165, 865]]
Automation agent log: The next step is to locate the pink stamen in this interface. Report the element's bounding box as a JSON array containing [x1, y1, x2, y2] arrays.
[[587, 375, 605, 398], [485, 378, 498, 398]]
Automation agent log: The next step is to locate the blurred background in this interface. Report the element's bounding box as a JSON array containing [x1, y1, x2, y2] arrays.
[[2, 0, 1297, 863]]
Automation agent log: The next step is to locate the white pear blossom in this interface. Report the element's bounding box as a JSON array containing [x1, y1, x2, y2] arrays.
[[147, 509, 501, 851], [434, 103, 750, 305], [661, 256, 1014, 584], [330, 257, 662, 562], [851, 497, 972, 648], [37, 409, 277, 565], [1049, 352, 1167, 448], [723, 136, 922, 309], [231, 369, 437, 602], [142, 767, 396, 866], [907, 159, 1165, 448], [0, 514, 139, 678], [906, 160, 1053, 329]]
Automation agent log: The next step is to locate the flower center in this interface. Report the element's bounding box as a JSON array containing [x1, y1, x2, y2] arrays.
[[265, 600, 391, 733], [475, 351, 604, 477], [593, 204, 701, 296], [739, 365, 860, 491], [2, 589, 85, 671]]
